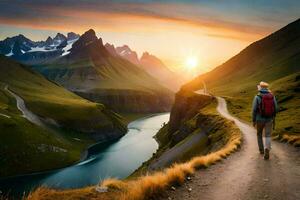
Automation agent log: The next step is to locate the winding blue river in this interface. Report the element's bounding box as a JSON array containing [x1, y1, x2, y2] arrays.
[[0, 113, 170, 196]]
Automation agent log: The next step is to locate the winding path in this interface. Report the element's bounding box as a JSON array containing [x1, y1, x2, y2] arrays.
[[161, 97, 300, 200], [0, 113, 10, 118], [5, 85, 46, 128]]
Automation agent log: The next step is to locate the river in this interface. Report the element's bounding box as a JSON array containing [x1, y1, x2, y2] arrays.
[[0, 113, 170, 196]]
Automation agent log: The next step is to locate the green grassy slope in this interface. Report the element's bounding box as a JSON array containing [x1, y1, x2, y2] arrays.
[[39, 56, 169, 92], [32, 30, 173, 113], [131, 95, 241, 177], [0, 55, 126, 177], [183, 19, 300, 146]]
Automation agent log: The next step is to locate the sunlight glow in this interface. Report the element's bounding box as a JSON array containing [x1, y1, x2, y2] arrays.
[[185, 56, 198, 70]]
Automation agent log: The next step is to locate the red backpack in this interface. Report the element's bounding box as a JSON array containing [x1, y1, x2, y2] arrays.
[[258, 93, 275, 117]]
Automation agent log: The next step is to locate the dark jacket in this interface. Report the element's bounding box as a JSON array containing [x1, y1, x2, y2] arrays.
[[252, 88, 278, 123]]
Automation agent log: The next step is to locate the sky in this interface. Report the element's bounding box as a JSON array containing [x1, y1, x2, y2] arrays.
[[0, 0, 299, 74]]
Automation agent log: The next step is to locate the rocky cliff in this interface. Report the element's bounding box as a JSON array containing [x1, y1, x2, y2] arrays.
[[35, 29, 174, 113], [75, 89, 173, 113], [168, 90, 213, 145]]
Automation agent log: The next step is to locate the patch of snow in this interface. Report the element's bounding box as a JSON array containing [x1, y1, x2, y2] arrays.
[[28, 46, 56, 52], [120, 49, 127, 55], [61, 38, 78, 56], [5, 49, 13, 57], [119, 49, 132, 56]]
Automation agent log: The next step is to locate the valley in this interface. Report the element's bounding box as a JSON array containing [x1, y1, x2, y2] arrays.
[[0, 55, 127, 178], [20, 18, 300, 200], [0, 7, 299, 200], [30, 29, 174, 113], [0, 28, 177, 180], [183, 19, 300, 146], [0, 113, 169, 197], [0, 28, 176, 197]]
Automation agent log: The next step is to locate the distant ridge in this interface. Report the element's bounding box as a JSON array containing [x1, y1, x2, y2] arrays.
[[105, 43, 186, 91], [34, 29, 174, 112], [183, 18, 300, 91]]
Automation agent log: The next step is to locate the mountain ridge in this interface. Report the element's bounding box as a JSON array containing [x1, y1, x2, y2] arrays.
[[0, 30, 184, 91], [182, 18, 300, 144], [0, 55, 127, 177], [105, 42, 186, 91], [33, 29, 174, 112], [183, 18, 300, 92]]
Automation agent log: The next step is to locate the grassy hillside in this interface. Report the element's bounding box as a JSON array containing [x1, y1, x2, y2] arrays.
[[33, 29, 173, 113], [131, 92, 239, 176], [0, 55, 126, 177], [26, 93, 242, 200], [183, 19, 300, 146]]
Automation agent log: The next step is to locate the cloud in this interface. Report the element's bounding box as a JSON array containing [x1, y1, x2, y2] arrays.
[[0, 0, 298, 41]]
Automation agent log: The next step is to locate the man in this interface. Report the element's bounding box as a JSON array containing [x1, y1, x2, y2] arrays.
[[252, 81, 278, 160]]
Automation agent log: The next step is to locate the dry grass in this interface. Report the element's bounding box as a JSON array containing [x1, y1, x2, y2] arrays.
[[275, 134, 300, 147], [22, 117, 241, 200], [24, 186, 115, 200], [116, 162, 195, 200], [99, 122, 241, 200]]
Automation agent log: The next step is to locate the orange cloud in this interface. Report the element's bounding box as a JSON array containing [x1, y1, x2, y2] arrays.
[[0, 2, 270, 42]]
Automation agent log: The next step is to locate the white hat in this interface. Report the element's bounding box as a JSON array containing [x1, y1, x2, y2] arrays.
[[259, 81, 269, 88]]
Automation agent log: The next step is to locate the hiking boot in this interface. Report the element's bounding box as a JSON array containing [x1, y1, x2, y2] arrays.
[[264, 149, 269, 160]]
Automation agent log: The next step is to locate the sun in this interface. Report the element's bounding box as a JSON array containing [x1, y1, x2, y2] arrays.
[[185, 56, 198, 70]]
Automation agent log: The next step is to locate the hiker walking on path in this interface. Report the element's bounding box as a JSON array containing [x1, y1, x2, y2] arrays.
[[252, 81, 278, 160]]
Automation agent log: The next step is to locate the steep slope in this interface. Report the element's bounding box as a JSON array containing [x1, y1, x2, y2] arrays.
[[115, 45, 140, 65], [0, 34, 35, 55], [140, 52, 186, 91], [34, 29, 173, 112], [105, 43, 185, 91], [0, 55, 126, 177], [183, 18, 300, 144]]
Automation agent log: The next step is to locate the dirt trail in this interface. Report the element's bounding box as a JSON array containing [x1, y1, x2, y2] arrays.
[[5, 85, 46, 128], [161, 97, 300, 200], [0, 113, 10, 118]]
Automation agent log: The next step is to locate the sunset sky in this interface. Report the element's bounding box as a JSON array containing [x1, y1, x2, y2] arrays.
[[0, 0, 299, 74]]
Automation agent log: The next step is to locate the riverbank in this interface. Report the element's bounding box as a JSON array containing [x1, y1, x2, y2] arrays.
[[24, 95, 242, 200], [0, 112, 169, 198], [1, 85, 153, 180], [130, 94, 238, 177], [0, 77, 128, 179]]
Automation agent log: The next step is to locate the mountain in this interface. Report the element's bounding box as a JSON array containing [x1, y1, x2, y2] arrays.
[[105, 43, 186, 91], [53, 33, 67, 45], [184, 19, 300, 92], [67, 32, 80, 40], [115, 45, 140, 65], [0, 34, 34, 55], [183, 18, 300, 144], [0, 32, 80, 64], [140, 52, 186, 91], [0, 55, 126, 177], [104, 43, 118, 56], [33, 29, 173, 113]]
